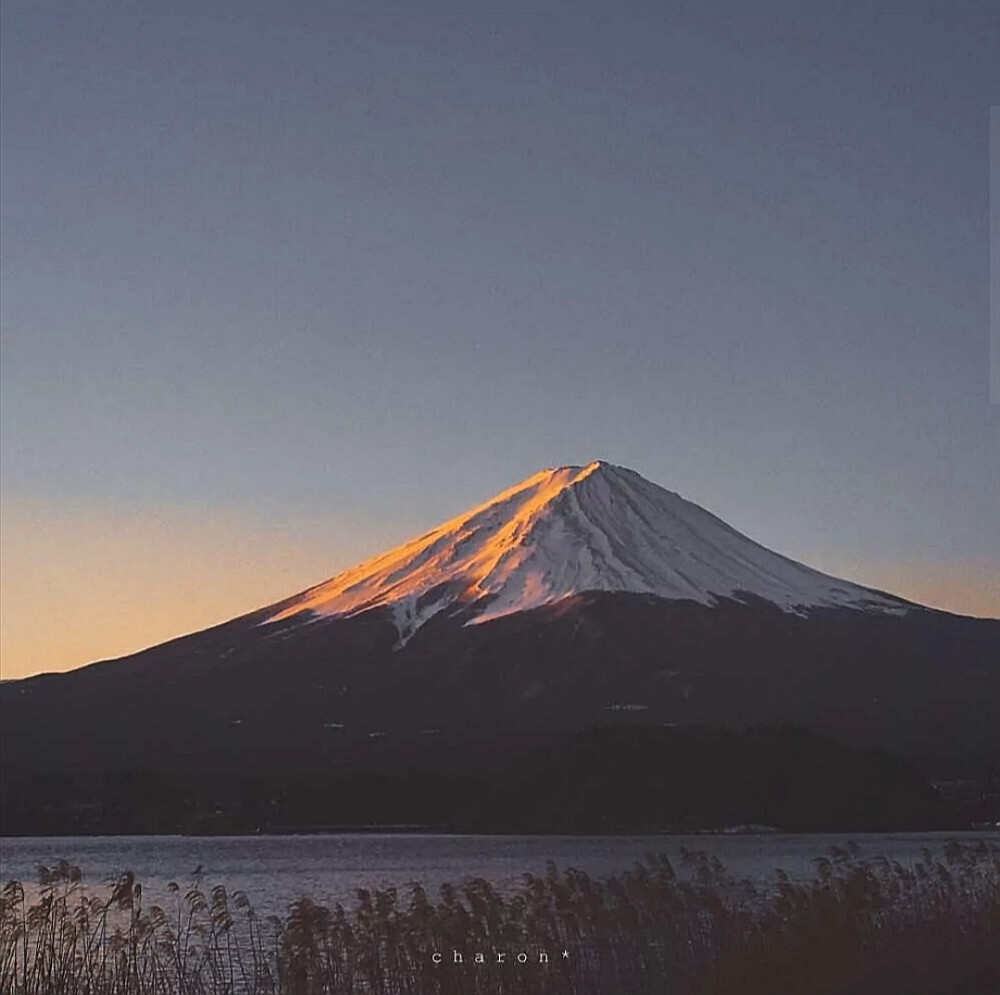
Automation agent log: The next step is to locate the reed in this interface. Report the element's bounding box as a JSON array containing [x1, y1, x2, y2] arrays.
[[1, 841, 996, 994]]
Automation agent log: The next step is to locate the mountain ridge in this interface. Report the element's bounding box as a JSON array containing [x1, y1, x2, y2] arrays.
[[262, 460, 914, 645]]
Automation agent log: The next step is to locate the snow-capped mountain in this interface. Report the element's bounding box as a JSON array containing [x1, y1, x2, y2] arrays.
[[4, 460, 998, 836], [265, 460, 911, 642]]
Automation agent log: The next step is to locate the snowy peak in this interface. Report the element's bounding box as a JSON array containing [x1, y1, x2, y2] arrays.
[[264, 461, 912, 641]]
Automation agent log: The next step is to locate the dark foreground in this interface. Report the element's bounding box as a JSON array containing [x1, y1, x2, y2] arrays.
[[2, 841, 997, 995]]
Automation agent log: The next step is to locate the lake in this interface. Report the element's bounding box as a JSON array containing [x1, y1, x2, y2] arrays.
[[1, 831, 996, 920]]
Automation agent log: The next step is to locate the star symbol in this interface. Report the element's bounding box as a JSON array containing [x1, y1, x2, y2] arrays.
[[562, 949, 570, 959]]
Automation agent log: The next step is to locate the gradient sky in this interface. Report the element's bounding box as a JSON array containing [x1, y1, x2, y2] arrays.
[[2, 2, 998, 679]]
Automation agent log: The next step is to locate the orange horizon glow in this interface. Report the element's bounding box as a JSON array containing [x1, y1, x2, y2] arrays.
[[0, 499, 384, 681], [808, 557, 1000, 622], [2, 497, 997, 682]]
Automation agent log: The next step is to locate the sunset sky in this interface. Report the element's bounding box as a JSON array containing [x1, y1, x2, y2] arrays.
[[2, 3, 998, 679]]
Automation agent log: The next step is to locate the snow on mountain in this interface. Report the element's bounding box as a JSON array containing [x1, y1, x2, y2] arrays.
[[263, 461, 913, 643]]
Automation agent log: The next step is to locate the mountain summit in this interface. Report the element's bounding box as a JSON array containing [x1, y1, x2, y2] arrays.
[[265, 461, 911, 642]]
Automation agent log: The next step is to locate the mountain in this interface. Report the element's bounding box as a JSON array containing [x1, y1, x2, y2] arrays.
[[264, 461, 910, 644], [2, 462, 997, 834]]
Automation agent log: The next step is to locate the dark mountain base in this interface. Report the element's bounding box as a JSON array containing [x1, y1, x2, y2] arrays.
[[4, 595, 998, 767], [3, 593, 997, 835], [0, 724, 965, 836]]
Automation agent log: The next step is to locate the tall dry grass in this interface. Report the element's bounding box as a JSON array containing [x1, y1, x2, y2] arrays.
[[1, 840, 997, 994]]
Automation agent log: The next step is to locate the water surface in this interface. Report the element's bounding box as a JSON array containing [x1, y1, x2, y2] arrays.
[[1, 831, 994, 920]]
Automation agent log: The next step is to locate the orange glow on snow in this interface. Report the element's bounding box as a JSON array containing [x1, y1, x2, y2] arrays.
[[267, 462, 606, 626]]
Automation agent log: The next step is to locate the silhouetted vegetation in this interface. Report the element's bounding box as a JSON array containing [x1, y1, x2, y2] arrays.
[[464, 724, 959, 832], [0, 725, 966, 835], [2, 841, 997, 994]]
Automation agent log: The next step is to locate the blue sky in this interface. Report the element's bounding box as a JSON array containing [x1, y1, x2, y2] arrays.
[[2, 3, 998, 675]]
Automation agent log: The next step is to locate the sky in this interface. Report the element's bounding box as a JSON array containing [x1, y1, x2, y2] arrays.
[[1, 2, 998, 679]]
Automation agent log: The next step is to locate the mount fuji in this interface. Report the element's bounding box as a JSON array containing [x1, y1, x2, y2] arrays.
[[2, 462, 997, 833], [264, 460, 911, 644]]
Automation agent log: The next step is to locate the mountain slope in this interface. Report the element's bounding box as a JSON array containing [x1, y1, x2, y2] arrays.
[[4, 461, 996, 835], [265, 461, 912, 644]]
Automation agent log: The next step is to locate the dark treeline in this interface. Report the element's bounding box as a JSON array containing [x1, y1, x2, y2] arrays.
[[466, 724, 959, 833], [0, 724, 966, 836]]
